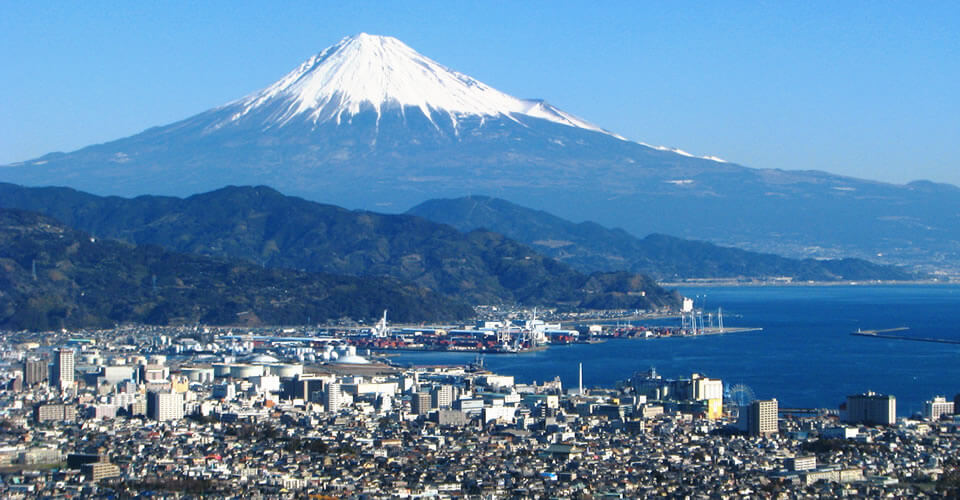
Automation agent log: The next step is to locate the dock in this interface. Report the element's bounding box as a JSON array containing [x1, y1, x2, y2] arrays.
[[696, 327, 763, 336]]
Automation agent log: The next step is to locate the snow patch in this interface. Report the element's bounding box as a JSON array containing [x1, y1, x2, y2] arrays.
[[640, 142, 726, 163]]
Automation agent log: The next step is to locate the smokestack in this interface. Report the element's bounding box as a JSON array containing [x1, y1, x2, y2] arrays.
[[579, 362, 583, 396]]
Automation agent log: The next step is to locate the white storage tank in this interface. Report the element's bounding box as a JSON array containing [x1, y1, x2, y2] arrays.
[[181, 366, 215, 384], [229, 364, 264, 379], [268, 364, 303, 378]]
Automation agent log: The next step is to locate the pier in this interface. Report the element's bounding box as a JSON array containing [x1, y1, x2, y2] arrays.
[[696, 326, 763, 336], [851, 327, 960, 345]]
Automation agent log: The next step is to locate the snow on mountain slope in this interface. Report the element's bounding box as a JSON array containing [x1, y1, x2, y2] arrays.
[[219, 33, 620, 137]]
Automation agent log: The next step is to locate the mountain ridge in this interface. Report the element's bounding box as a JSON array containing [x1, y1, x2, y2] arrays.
[[0, 182, 680, 311], [406, 195, 920, 282]]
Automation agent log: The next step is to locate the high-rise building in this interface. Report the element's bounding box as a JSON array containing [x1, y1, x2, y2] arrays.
[[411, 392, 432, 415], [324, 382, 343, 413], [691, 373, 724, 420], [53, 348, 75, 390], [147, 391, 184, 422], [430, 385, 454, 409], [24, 357, 48, 386], [845, 392, 896, 426], [749, 399, 778, 436], [924, 396, 954, 421]]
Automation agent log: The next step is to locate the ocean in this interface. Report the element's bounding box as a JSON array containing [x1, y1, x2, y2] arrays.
[[387, 285, 960, 416]]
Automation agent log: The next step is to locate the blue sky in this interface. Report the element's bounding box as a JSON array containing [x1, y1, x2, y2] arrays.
[[2, 2, 958, 185]]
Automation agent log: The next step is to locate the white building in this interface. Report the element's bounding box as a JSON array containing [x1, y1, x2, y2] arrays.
[[691, 374, 723, 401], [147, 391, 184, 422], [325, 382, 344, 413], [924, 396, 954, 421], [54, 348, 75, 390], [430, 385, 454, 409], [748, 399, 778, 436]]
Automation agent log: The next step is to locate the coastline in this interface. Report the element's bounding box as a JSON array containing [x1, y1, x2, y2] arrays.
[[659, 279, 957, 288]]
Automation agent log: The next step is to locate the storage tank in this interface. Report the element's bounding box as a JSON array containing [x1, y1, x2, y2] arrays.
[[213, 363, 232, 378], [181, 366, 215, 384], [229, 364, 264, 379], [268, 364, 303, 378]]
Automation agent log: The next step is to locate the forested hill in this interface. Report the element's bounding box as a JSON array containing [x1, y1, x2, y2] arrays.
[[0, 208, 475, 331], [0, 183, 681, 312]]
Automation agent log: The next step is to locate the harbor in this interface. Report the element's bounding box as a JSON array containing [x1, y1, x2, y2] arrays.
[[215, 291, 762, 357], [340, 297, 760, 354]]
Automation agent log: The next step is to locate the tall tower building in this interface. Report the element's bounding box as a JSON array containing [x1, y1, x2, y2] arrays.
[[54, 348, 75, 390], [324, 382, 343, 413], [749, 399, 778, 436]]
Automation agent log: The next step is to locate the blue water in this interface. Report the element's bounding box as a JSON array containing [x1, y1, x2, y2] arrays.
[[389, 285, 960, 416]]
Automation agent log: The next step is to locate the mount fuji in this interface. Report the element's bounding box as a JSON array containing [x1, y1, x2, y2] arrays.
[[3, 33, 959, 267]]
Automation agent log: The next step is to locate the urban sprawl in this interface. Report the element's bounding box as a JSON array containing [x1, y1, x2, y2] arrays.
[[1, 321, 960, 498]]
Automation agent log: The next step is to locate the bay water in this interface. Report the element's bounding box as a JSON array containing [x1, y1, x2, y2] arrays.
[[388, 285, 960, 416]]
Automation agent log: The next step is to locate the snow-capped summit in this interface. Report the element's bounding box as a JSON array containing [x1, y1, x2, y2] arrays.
[[221, 33, 616, 136]]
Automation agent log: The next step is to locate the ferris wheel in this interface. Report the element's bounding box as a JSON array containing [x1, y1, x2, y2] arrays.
[[726, 383, 757, 407]]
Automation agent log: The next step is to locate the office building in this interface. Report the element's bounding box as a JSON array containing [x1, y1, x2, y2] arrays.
[[453, 398, 484, 416], [325, 382, 344, 413], [34, 403, 77, 423], [430, 384, 454, 409], [691, 373, 724, 420], [786, 455, 817, 471], [748, 399, 778, 436], [411, 392, 432, 415], [147, 391, 184, 422], [924, 396, 954, 421], [53, 348, 74, 390], [24, 357, 48, 386], [82, 462, 121, 481], [845, 392, 896, 426]]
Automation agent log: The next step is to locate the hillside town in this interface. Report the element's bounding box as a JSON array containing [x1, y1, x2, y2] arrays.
[[0, 325, 958, 498]]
